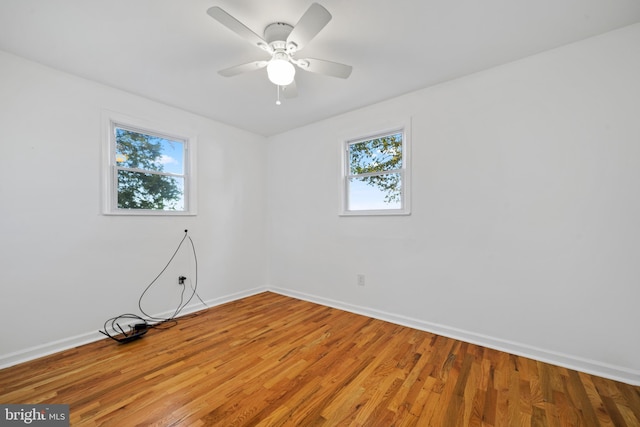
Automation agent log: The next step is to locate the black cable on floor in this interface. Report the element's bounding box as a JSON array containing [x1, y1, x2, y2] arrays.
[[99, 230, 206, 343]]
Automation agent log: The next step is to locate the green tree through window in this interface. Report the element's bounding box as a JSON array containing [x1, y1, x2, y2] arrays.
[[115, 127, 184, 210]]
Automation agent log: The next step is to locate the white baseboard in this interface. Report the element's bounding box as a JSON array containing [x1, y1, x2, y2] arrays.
[[3, 285, 638, 386], [0, 286, 268, 370], [269, 286, 640, 386]]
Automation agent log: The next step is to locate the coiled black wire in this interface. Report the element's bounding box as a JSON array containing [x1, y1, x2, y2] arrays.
[[99, 230, 205, 343]]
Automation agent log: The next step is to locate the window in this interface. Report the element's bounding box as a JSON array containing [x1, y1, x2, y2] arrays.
[[102, 114, 196, 215], [341, 124, 410, 215]]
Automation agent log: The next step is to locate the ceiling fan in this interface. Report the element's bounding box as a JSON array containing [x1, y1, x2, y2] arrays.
[[206, 3, 352, 101]]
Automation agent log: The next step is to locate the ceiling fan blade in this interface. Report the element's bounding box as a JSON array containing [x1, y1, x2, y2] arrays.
[[296, 58, 352, 79], [218, 60, 269, 77], [286, 3, 332, 52], [281, 80, 298, 99], [207, 6, 270, 52]]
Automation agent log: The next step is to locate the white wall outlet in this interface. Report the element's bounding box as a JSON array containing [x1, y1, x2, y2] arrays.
[[357, 274, 365, 286]]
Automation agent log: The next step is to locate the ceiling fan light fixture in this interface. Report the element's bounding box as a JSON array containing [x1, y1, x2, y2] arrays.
[[267, 58, 295, 86]]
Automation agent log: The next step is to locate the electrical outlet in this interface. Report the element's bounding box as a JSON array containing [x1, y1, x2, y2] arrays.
[[357, 274, 365, 287]]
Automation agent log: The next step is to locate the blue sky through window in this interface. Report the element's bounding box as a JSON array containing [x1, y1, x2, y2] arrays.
[[348, 175, 402, 210], [115, 128, 185, 176], [156, 139, 184, 175]]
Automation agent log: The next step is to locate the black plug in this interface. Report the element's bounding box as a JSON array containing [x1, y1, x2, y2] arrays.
[[178, 276, 186, 285], [133, 323, 148, 332]]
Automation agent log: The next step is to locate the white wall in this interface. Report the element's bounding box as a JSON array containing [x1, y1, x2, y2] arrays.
[[267, 24, 640, 384], [2, 23, 639, 385], [0, 51, 267, 365]]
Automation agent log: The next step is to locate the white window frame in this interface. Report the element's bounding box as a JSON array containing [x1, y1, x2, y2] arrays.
[[101, 111, 197, 216], [340, 120, 411, 216]]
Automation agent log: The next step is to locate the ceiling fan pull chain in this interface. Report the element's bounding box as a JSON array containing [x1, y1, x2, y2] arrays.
[[276, 85, 282, 105]]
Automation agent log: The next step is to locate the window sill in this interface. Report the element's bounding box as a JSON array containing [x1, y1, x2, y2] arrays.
[[103, 210, 197, 216], [339, 209, 411, 217]]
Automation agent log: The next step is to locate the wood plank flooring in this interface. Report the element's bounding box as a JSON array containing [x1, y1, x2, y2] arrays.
[[1, 292, 639, 426]]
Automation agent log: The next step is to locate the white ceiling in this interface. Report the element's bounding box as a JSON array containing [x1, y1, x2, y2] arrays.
[[1, 0, 639, 136]]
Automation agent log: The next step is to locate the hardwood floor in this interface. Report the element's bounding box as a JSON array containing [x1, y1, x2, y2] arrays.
[[1, 292, 639, 426]]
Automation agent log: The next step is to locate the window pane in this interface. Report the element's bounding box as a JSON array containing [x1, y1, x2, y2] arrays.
[[115, 127, 184, 175], [349, 133, 402, 175], [348, 173, 402, 211], [117, 170, 184, 211]]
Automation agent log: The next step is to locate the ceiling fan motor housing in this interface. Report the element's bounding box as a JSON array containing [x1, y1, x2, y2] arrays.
[[264, 22, 295, 51]]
